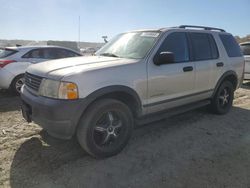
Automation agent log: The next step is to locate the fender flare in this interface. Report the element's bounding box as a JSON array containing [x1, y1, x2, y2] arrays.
[[212, 70, 238, 97], [82, 85, 142, 115]]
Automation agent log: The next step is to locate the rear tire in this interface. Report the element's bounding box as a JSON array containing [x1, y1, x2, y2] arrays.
[[10, 75, 25, 95], [77, 99, 134, 158], [210, 81, 234, 114]]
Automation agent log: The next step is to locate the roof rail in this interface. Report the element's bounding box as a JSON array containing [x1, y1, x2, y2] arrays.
[[178, 25, 225, 32]]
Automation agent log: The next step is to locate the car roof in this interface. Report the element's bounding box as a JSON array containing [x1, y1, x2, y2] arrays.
[[6, 45, 73, 50], [5, 45, 81, 54], [127, 25, 228, 34]]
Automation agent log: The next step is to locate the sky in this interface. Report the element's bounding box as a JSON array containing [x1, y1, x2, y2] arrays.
[[0, 0, 249, 42]]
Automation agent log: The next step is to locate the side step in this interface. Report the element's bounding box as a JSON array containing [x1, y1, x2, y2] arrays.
[[135, 100, 211, 125]]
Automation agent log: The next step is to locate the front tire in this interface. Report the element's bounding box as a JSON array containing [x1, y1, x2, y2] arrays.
[[211, 81, 234, 114], [77, 99, 134, 158]]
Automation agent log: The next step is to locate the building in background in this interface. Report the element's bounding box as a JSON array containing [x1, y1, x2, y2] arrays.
[[0, 39, 104, 54]]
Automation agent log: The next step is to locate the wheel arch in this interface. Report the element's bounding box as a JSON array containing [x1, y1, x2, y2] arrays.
[[212, 71, 238, 97], [80, 85, 142, 118], [10, 73, 25, 84]]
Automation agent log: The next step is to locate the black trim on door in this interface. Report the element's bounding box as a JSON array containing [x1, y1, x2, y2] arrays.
[[144, 89, 214, 107]]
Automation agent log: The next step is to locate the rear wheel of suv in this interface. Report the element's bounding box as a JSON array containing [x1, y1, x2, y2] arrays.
[[10, 74, 25, 95], [210, 81, 234, 114], [77, 99, 134, 158]]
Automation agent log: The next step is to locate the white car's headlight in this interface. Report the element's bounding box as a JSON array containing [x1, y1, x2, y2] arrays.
[[39, 79, 78, 100]]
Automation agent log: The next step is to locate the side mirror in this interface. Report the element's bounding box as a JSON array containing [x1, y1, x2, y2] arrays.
[[154, 52, 175, 66]]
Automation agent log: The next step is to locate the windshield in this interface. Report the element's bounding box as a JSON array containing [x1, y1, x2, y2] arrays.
[[240, 44, 250, 55], [96, 31, 160, 59], [0, 48, 17, 58]]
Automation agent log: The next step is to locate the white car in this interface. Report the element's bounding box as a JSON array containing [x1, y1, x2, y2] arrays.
[[0, 46, 82, 93], [240, 42, 250, 80]]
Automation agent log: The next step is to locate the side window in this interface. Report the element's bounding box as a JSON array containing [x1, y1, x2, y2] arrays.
[[190, 33, 213, 61], [43, 48, 79, 59], [62, 49, 80, 57], [208, 35, 219, 59], [219, 34, 242, 57], [156, 32, 189, 63], [23, 49, 44, 58], [43, 48, 65, 59]]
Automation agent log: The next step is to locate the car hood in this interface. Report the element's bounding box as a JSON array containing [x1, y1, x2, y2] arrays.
[[27, 56, 138, 79]]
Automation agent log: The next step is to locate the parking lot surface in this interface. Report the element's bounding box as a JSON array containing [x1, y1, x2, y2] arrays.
[[1, 83, 250, 188]]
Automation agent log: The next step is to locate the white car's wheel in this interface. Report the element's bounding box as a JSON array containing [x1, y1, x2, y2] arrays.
[[11, 75, 25, 95]]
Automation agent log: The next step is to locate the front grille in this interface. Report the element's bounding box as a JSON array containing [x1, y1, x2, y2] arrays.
[[25, 72, 43, 92]]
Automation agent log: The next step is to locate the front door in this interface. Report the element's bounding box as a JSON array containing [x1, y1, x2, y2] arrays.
[[146, 31, 195, 114]]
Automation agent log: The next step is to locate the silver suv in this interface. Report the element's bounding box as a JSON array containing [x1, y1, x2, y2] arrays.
[[21, 25, 244, 158]]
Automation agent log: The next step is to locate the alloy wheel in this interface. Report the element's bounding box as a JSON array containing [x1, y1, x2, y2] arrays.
[[93, 111, 124, 147], [218, 87, 230, 108], [15, 77, 25, 93]]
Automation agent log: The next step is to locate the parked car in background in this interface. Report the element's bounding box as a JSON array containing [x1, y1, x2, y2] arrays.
[[0, 46, 82, 94], [240, 42, 250, 80]]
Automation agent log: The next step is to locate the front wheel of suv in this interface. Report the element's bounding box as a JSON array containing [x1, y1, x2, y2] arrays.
[[77, 99, 134, 158], [210, 81, 234, 115]]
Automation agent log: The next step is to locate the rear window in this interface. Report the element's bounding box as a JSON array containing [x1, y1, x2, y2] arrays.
[[190, 33, 218, 61], [240, 44, 250, 55], [0, 48, 17, 58], [219, 34, 242, 57]]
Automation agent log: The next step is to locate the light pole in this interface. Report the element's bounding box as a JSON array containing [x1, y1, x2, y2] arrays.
[[78, 16, 81, 48]]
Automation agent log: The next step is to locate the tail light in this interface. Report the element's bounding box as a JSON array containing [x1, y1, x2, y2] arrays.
[[0, 60, 16, 68]]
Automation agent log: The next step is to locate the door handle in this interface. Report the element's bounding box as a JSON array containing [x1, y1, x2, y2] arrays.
[[183, 66, 193, 72], [216, 62, 224, 67]]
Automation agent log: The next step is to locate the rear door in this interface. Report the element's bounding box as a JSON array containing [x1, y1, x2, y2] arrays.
[[189, 32, 222, 94], [146, 31, 195, 113]]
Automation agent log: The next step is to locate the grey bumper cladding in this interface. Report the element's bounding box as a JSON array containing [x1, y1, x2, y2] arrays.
[[21, 86, 87, 139]]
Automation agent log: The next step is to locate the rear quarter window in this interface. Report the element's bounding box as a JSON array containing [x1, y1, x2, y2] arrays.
[[219, 34, 242, 57]]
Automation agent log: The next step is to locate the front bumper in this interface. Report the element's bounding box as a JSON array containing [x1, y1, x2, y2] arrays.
[[21, 86, 87, 139]]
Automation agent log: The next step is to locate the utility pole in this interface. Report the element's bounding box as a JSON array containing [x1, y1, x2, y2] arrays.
[[78, 16, 81, 48]]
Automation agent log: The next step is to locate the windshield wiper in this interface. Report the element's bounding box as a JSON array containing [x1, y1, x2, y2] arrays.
[[99, 53, 119, 58]]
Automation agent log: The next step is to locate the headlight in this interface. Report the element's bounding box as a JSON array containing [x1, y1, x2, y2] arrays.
[[39, 79, 78, 100]]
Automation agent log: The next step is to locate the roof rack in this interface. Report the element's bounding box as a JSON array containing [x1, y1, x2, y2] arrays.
[[178, 25, 225, 32]]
